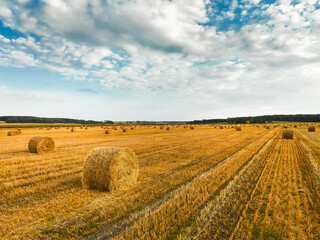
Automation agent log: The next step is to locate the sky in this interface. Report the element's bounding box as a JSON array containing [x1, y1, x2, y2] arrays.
[[0, 0, 320, 121]]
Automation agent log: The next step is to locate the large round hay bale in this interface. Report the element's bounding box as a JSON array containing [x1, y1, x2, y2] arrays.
[[236, 125, 242, 131], [282, 129, 293, 139], [28, 136, 55, 153], [82, 147, 139, 191], [308, 126, 316, 132]]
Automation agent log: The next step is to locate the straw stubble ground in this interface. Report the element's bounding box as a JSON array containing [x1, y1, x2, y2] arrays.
[[0, 125, 320, 239]]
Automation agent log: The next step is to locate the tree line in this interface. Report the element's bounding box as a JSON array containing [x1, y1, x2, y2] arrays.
[[0, 116, 113, 124], [187, 114, 320, 124]]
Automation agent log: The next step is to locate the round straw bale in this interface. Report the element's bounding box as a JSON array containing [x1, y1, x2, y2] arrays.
[[220, 126, 224, 129], [166, 126, 170, 130], [294, 125, 297, 128], [105, 130, 109, 134], [283, 125, 288, 128], [122, 128, 127, 132], [236, 125, 242, 131], [282, 129, 294, 139], [190, 126, 194, 130], [160, 126, 163, 129], [308, 126, 316, 132], [28, 136, 55, 153], [7, 131, 17, 136], [82, 147, 139, 191], [265, 126, 270, 129]]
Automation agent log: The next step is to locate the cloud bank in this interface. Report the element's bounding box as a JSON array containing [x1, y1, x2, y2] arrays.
[[1, 0, 320, 120]]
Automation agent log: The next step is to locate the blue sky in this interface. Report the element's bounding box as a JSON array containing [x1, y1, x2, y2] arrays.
[[0, 0, 320, 121]]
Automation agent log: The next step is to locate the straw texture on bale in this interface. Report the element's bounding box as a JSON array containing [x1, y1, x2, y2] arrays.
[[28, 136, 55, 153], [82, 147, 139, 191], [282, 129, 294, 139], [236, 125, 242, 131], [308, 126, 316, 132]]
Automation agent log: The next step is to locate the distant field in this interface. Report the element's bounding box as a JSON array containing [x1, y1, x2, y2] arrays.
[[1, 124, 319, 239]]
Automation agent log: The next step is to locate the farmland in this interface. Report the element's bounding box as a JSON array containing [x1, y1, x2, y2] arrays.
[[1, 124, 320, 239]]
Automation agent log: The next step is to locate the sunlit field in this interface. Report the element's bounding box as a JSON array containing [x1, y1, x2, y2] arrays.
[[1, 124, 320, 239]]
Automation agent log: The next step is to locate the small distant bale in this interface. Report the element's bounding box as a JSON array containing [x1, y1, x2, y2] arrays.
[[283, 125, 288, 129], [220, 126, 224, 129], [28, 136, 55, 153], [166, 126, 170, 130], [71, 128, 75, 132], [160, 126, 163, 130], [190, 126, 194, 130], [122, 128, 127, 132], [46, 128, 51, 130], [85, 127, 88, 130], [105, 130, 110, 134], [294, 125, 297, 128], [7, 130, 21, 136], [113, 127, 117, 130], [265, 126, 270, 130], [82, 147, 139, 191], [282, 129, 294, 139], [131, 127, 134, 130], [236, 125, 242, 131], [308, 126, 316, 132]]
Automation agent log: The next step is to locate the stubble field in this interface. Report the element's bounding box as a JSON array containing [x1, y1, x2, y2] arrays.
[[0, 124, 320, 239]]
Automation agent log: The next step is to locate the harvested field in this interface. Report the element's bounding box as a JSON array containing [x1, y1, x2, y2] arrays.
[[1, 124, 320, 239]]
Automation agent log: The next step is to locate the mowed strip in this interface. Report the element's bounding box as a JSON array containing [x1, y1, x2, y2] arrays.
[[178, 130, 320, 240], [88, 130, 275, 240], [0, 126, 268, 239]]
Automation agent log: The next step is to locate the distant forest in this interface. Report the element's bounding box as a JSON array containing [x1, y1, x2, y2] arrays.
[[188, 114, 320, 124], [0, 116, 113, 124]]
